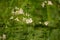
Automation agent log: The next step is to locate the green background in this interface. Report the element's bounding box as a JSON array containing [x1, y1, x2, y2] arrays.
[[0, 0, 60, 40]]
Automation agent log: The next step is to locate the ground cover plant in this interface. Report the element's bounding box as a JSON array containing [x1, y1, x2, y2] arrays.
[[0, 0, 60, 40]]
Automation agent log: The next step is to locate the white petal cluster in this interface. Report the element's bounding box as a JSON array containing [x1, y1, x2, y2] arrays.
[[0, 34, 6, 40], [18, 8, 24, 14], [26, 18, 33, 24], [41, 1, 53, 7], [41, 2, 45, 7], [41, 1, 47, 7], [12, 7, 24, 15], [23, 17, 33, 24], [47, 1, 53, 5], [44, 21, 49, 26], [2, 34, 6, 40]]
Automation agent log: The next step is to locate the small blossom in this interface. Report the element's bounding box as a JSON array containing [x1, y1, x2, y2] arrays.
[[22, 17, 33, 24], [26, 18, 33, 24], [14, 18, 20, 21], [44, 21, 49, 26], [18, 8, 24, 14], [2, 34, 6, 40], [41, 2, 45, 7], [12, 8, 24, 15], [48, 1, 53, 5]]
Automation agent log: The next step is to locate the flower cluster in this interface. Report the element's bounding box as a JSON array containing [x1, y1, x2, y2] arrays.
[[10, 7, 33, 24], [12, 7, 24, 15], [23, 17, 33, 24], [0, 34, 6, 40], [41, 1, 53, 7], [44, 21, 49, 26]]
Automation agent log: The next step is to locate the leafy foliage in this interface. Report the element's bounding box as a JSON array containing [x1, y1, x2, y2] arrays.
[[0, 0, 60, 40]]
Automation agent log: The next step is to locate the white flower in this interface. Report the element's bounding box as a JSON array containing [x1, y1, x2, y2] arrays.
[[26, 18, 33, 24], [2, 34, 6, 39], [18, 8, 24, 14], [44, 21, 49, 26], [48, 1, 53, 5], [22, 17, 33, 24], [12, 6, 19, 14], [14, 18, 20, 21], [12, 8, 24, 15], [10, 16, 14, 19], [41, 1, 53, 7], [41, 2, 45, 7]]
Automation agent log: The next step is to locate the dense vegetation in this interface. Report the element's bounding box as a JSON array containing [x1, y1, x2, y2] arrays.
[[0, 0, 60, 40]]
